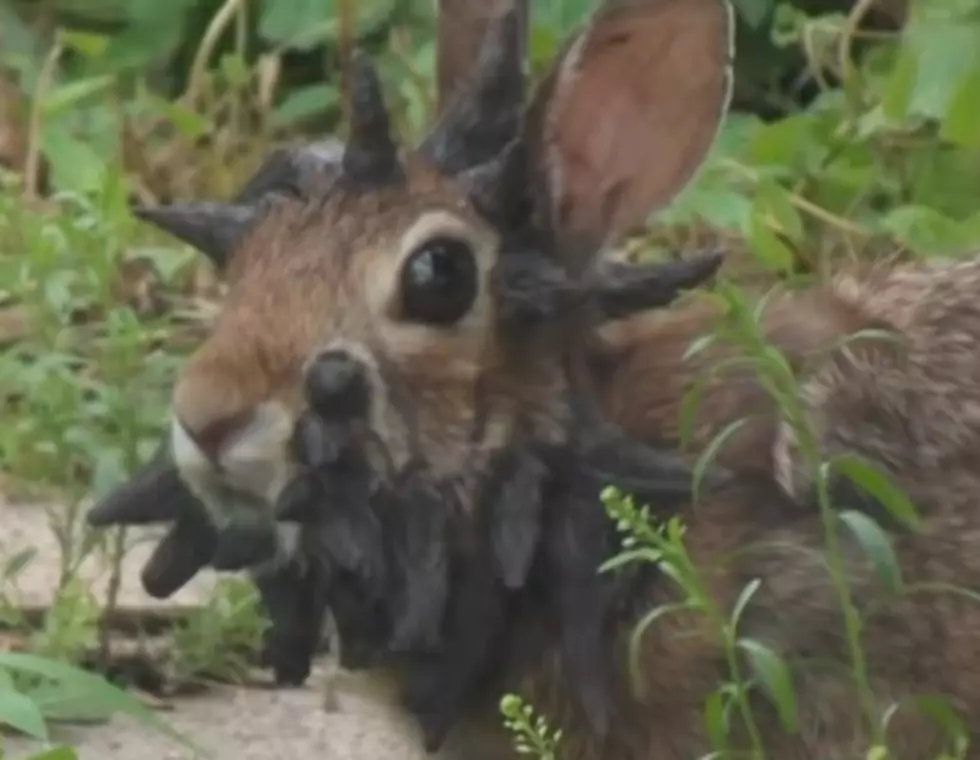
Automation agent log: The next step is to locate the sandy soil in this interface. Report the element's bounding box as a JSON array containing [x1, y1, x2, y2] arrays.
[[0, 499, 428, 760]]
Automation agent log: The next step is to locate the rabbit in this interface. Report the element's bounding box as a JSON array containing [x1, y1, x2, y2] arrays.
[[88, 0, 980, 757], [85, 0, 729, 702]]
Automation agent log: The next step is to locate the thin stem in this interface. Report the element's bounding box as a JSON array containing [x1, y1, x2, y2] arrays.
[[25, 32, 62, 200], [182, 0, 248, 108], [719, 159, 871, 238], [806, 438, 880, 739]]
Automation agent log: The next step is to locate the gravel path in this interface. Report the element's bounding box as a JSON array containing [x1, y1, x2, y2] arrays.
[[0, 499, 428, 760]]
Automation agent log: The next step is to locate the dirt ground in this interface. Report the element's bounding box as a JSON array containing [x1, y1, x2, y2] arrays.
[[0, 499, 429, 760]]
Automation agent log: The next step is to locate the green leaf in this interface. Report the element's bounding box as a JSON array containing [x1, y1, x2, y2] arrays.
[[881, 45, 917, 121], [679, 374, 710, 451], [3, 546, 37, 581], [26, 679, 117, 724], [220, 53, 252, 89], [826, 454, 921, 529], [730, 578, 762, 632], [42, 76, 115, 117], [755, 181, 804, 243], [60, 30, 111, 59], [40, 123, 107, 196], [879, 205, 976, 258], [0, 686, 48, 740], [703, 689, 730, 752], [882, 694, 970, 758], [749, 208, 794, 271], [628, 602, 693, 697], [732, 0, 773, 28], [941, 64, 980, 147], [260, 0, 335, 49], [143, 94, 211, 140], [912, 695, 970, 756], [839, 510, 904, 594], [736, 639, 798, 733], [905, 18, 980, 120], [598, 547, 663, 574], [746, 114, 813, 172], [0, 653, 197, 753], [682, 334, 718, 363], [102, 0, 192, 69], [670, 185, 753, 235], [23, 746, 77, 760], [27, 744, 78, 760], [271, 84, 339, 128], [693, 417, 748, 504]]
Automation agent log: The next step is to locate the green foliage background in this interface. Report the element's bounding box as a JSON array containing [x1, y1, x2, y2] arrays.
[[3, 0, 980, 261]]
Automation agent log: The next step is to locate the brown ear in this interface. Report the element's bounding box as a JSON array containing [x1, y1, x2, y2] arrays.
[[527, 0, 734, 260], [436, 0, 529, 113]]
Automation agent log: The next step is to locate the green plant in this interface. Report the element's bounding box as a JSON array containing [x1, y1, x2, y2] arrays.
[[170, 578, 270, 684], [601, 494, 777, 759], [656, 0, 980, 269], [0, 165, 189, 630], [500, 693, 563, 760], [0, 650, 198, 754], [597, 275, 973, 760], [28, 577, 100, 669]]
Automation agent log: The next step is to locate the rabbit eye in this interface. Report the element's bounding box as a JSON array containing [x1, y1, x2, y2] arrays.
[[399, 235, 478, 326]]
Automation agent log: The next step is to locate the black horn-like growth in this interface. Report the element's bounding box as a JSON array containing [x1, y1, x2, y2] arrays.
[[592, 250, 726, 320], [86, 438, 194, 527], [140, 511, 219, 599], [132, 202, 261, 269], [341, 50, 402, 187], [420, 3, 527, 175]]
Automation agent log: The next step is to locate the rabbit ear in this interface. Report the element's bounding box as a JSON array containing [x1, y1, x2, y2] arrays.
[[435, 0, 529, 114], [526, 0, 735, 263]]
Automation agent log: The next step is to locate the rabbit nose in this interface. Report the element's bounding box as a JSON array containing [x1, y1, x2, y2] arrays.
[[305, 349, 369, 420]]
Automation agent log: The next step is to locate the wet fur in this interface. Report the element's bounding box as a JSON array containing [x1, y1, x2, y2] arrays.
[[258, 254, 980, 760], [415, 259, 980, 759]]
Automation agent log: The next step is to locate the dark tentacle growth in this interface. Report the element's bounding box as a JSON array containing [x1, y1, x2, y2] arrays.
[[254, 561, 330, 687], [84, 438, 220, 599], [280, 414, 386, 592], [485, 446, 548, 590], [139, 510, 219, 600], [384, 471, 452, 653], [86, 439, 193, 527], [400, 539, 510, 752], [592, 249, 725, 320], [132, 202, 262, 270]]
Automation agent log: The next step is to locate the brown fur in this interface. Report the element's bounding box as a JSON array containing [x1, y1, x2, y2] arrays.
[[434, 259, 980, 760], [346, 245, 980, 759], [168, 162, 980, 760]]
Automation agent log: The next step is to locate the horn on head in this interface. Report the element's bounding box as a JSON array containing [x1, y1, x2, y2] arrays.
[[593, 250, 726, 320], [133, 202, 261, 269], [420, 2, 528, 175], [341, 50, 402, 187]]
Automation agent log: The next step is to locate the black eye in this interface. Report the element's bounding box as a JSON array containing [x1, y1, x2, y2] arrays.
[[399, 235, 478, 326]]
